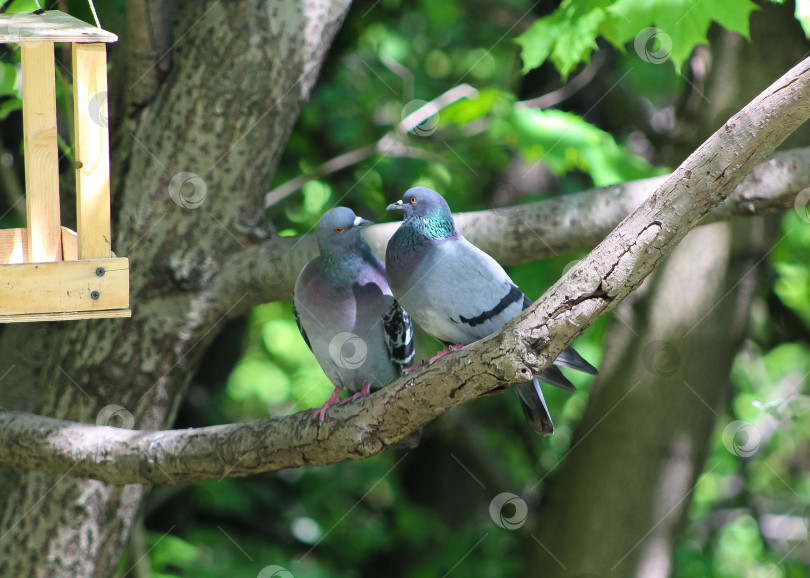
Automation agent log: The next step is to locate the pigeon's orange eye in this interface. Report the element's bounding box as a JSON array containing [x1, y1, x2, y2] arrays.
[[409, 197, 417, 204], [334, 227, 344, 233]]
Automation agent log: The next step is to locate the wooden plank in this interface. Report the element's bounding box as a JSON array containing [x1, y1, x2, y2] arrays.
[[61, 226, 78, 260], [0, 257, 129, 315], [0, 228, 28, 264], [21, 41, 61, 264], [0, 227, 101, 263], [73, 43, 112, 259], [0, 309, 131, 323], [0, 227, 79, 263], [0, 11, 117, 43]]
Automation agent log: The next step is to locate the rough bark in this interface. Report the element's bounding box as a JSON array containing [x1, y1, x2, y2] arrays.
[[0, 1, 351, 576], [1, 53, 810, 488]]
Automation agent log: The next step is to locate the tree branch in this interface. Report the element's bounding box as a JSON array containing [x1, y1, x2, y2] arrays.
[[125, 0, 173, 111], [221, 145, 810, 313], [516, 52, 603, 110], [378, 146, 810, 265], [2, 54, 810, 485]]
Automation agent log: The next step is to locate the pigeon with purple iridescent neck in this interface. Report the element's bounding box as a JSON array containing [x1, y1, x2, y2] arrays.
[[294, 207, 414, 422], [385, 187, 597, 435]]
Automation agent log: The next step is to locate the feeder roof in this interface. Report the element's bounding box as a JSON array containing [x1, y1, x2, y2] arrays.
[[0, 10, 117, 43]]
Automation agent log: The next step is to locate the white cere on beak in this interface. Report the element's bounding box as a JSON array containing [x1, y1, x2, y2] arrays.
[[353, 216, 365, 227]]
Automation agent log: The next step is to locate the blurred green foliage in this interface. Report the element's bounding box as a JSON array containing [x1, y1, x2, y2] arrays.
[[495, 107, 660, 184], [266, 0, 665, 236], [227, 302, 334, 418]]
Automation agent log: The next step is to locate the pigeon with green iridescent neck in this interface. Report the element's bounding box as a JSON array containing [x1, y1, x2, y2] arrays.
[[294, 207, 414, 422], [385, 186, 597, 435]]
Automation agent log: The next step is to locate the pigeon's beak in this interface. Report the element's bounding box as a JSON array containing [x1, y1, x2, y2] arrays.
[[386, 200, 404, 212], [353, 216, 373, 228]]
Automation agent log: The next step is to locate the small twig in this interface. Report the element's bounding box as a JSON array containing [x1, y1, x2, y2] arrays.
[[265, 141, 435, 207], [264, 84, 479, 208], [128, 517, 151, 578], [396, 83, 478, 133], [380, 55, 413, 100], [516, 54, 603, 110]]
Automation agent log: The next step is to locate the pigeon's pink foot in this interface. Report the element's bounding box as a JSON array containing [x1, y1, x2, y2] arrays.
[[428, 343, 464, 364], [348, 381, 371, 401], [313, 384, 343, 423], [404, 344, 464, 373], [404, 362, 426, 374]]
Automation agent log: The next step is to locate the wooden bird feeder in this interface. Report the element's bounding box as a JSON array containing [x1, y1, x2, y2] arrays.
[[0, 10, 129, 322]]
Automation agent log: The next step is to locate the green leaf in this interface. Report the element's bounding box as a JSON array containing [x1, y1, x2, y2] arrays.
[[604, 0, 758, 72], [301, 179, 331, 214], [515, 0, 609, 79], [773, 211, 810, 330], [0, 63, 17, 94], [795, 0, 810, 37], [774, 261, 810, 328], [147, 533, 200, 572], [517, 0, 758, 76], [0, 98, 21, 120], [438, 88, 506, 127], [493, 108, 662, 186], [227, 359, 291, 405]]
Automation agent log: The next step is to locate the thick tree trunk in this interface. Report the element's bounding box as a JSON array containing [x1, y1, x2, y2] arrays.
[[533, 217, 775, 576], [0, 1, 350, 575]]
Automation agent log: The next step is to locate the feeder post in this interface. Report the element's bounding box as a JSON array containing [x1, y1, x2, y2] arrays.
[[72, 42, 111, 259], [21, 41, 62, 263]]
